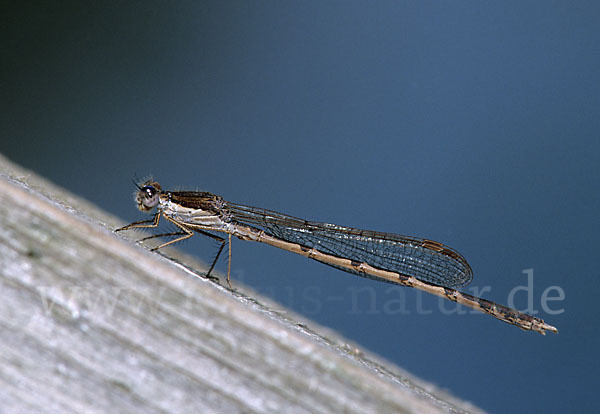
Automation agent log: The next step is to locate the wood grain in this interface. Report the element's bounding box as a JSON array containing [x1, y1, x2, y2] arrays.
[[0, 153, 482, 413]]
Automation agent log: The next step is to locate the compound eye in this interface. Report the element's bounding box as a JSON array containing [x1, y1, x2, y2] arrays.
[[135, 184, 160, 211], [143, 186, 156, 199]]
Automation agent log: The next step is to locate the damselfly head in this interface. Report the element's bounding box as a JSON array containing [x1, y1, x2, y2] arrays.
[[134, 180, 162, 212]]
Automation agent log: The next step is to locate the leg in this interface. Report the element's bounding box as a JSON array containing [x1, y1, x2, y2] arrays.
[[117, 213, 232, 286], [227, 233, 232, 288], [200, 229, 226, 278], [115, 212, 161, 232], [117, 212, 195, 249], [158, 217, 229, 283], [139, 231, 188, 243], [149, 215, 195, 251]]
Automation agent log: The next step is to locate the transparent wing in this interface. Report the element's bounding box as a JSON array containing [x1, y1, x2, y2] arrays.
[[224, 202, 472, 288]]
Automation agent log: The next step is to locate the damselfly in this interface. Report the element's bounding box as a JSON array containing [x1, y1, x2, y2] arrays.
[[116, 180, 558, 335]]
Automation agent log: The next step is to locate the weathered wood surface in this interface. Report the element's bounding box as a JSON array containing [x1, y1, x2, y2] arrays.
[[0, 153, 482, 413]]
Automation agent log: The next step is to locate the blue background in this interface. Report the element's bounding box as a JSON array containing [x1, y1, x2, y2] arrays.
[[3, 2, 598, 412]]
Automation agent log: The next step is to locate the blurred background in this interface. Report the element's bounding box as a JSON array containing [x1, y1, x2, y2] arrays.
[[3, 1, 598, 412]]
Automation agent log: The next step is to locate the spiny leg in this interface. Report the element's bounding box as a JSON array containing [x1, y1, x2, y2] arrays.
[[117, 213, 232, 287], [150, 215, 195, 251], [139, 231, 188, 243], [195, 229, 226, 279], [227, 233, 232, 288], [115, 212, 161, 232], [158, 222, 228, 284], [116, 212, 194, 249]]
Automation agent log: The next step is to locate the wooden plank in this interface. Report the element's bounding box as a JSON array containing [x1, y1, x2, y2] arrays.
[[0, 153, 482, 413]]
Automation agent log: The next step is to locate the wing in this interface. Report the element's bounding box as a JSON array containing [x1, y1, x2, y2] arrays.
[[223, 202, 472, 288]]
